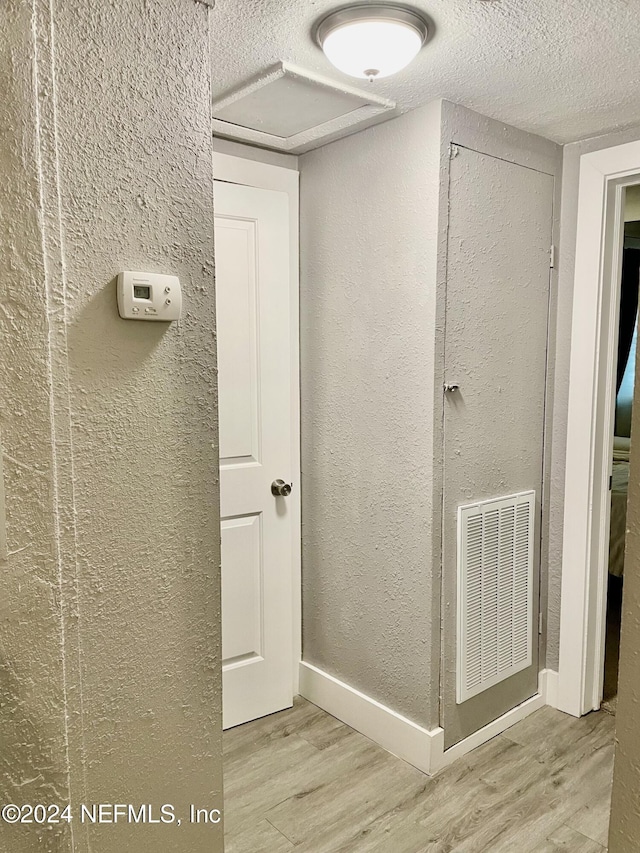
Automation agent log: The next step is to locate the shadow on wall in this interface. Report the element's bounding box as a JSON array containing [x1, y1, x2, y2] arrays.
[[67, 276, 169, 378]]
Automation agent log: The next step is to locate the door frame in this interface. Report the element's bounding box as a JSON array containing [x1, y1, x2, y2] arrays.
[[213, 150, 302, 692], [558, 140, 640, 716]]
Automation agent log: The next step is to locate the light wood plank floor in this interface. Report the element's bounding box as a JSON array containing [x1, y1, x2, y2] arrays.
[[223, 697, 614, 852]]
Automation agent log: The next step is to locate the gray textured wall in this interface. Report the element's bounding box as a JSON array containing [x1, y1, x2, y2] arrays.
[[1, 1, 222, 851], [546, 122, 640, 670], [437, 103, 562, 681], [438, 139, 555, 748], [300, 101, 443, 728], [300, 100, 560, 733], [609, 342, 640, 851]]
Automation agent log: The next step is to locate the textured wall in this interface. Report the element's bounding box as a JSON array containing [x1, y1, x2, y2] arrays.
[[300, 101, 443, 728], [439, 141, 555, 748], [0, 3, 71, 850], [437, 102, 562, 679], [625, 185, 640, 221], [546, 123, 640, 671], [609, 343, 640, 851], [1, 1, 222, 852], [299, 100, 560, 733]]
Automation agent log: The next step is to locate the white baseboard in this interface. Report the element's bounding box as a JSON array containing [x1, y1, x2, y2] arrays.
[[299, 662, 557, 776], [299, 661, 439, 774]]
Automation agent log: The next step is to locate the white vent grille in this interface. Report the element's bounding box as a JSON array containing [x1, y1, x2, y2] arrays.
[[456, 491, 535, 704]]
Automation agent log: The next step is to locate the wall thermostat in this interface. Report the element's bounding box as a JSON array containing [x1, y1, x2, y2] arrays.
[[117, 271, 182, 321]]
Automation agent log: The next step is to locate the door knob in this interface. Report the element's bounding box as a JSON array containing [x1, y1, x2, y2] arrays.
[[271, 479, 293, 497], [443, 383, 460, 393]]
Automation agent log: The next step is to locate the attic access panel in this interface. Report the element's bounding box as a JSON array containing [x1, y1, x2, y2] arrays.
[[211, 62, 396, 154]]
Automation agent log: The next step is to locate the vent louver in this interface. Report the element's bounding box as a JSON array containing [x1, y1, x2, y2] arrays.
[[457, 491, 535, 704]]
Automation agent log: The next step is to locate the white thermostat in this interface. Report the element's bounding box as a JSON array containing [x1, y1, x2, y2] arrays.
[[117, 271, 182, 321]]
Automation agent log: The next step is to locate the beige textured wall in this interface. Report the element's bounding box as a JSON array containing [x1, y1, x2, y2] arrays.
[[0, 1, 222, 851], [0, 2, 71, 850], [625, 184, 640, 221], [609, 342, 640, 850]]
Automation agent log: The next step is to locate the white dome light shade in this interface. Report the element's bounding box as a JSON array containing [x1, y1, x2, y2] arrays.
[[316, 6, 428, 80]]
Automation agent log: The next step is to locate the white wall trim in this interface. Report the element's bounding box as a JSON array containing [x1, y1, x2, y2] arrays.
[[214, 151, 302, 694], [213, 151, 299, 196], [299, 662, 555, 776], [542, 668, 560, 709], [299, 662, 439, 775], [558, 139, 640, 717], [434, 678, 549, 773]]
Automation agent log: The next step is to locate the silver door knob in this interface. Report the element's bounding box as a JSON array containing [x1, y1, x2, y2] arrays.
[[271, 479, 293, 497], [443, 383, 460, 393]]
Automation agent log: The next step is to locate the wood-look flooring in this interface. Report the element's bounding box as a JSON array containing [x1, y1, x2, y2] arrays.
[[223, 698, 614, 852]]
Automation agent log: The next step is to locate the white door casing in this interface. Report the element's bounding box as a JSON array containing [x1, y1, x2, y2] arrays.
[[559, 140, 640, 717], [214, 157, 299, 729]]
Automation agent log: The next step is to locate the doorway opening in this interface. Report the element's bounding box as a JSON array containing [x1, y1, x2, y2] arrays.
[[213, 149, 303, 848], [558, 138, 640, 717], [602, 188, 640, 713]]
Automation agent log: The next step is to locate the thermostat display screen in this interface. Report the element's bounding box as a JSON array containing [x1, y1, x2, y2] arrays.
[[133, 285, 151, 299]]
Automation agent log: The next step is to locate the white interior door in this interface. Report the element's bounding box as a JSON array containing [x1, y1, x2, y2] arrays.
[[214, 179, 294, 729]]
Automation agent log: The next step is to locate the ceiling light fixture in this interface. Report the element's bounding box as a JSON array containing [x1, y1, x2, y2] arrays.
[[315, 4, 429, 81]]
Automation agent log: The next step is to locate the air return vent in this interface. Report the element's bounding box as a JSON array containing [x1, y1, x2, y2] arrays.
[[211, 62, 396, 154], [456, 491, 535, 704]]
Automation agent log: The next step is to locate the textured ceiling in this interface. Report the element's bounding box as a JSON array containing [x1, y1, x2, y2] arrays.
[[210, 0, 640, 146]]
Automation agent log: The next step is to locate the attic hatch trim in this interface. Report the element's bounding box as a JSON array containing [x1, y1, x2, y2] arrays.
[[211, 61, 397, 154]]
